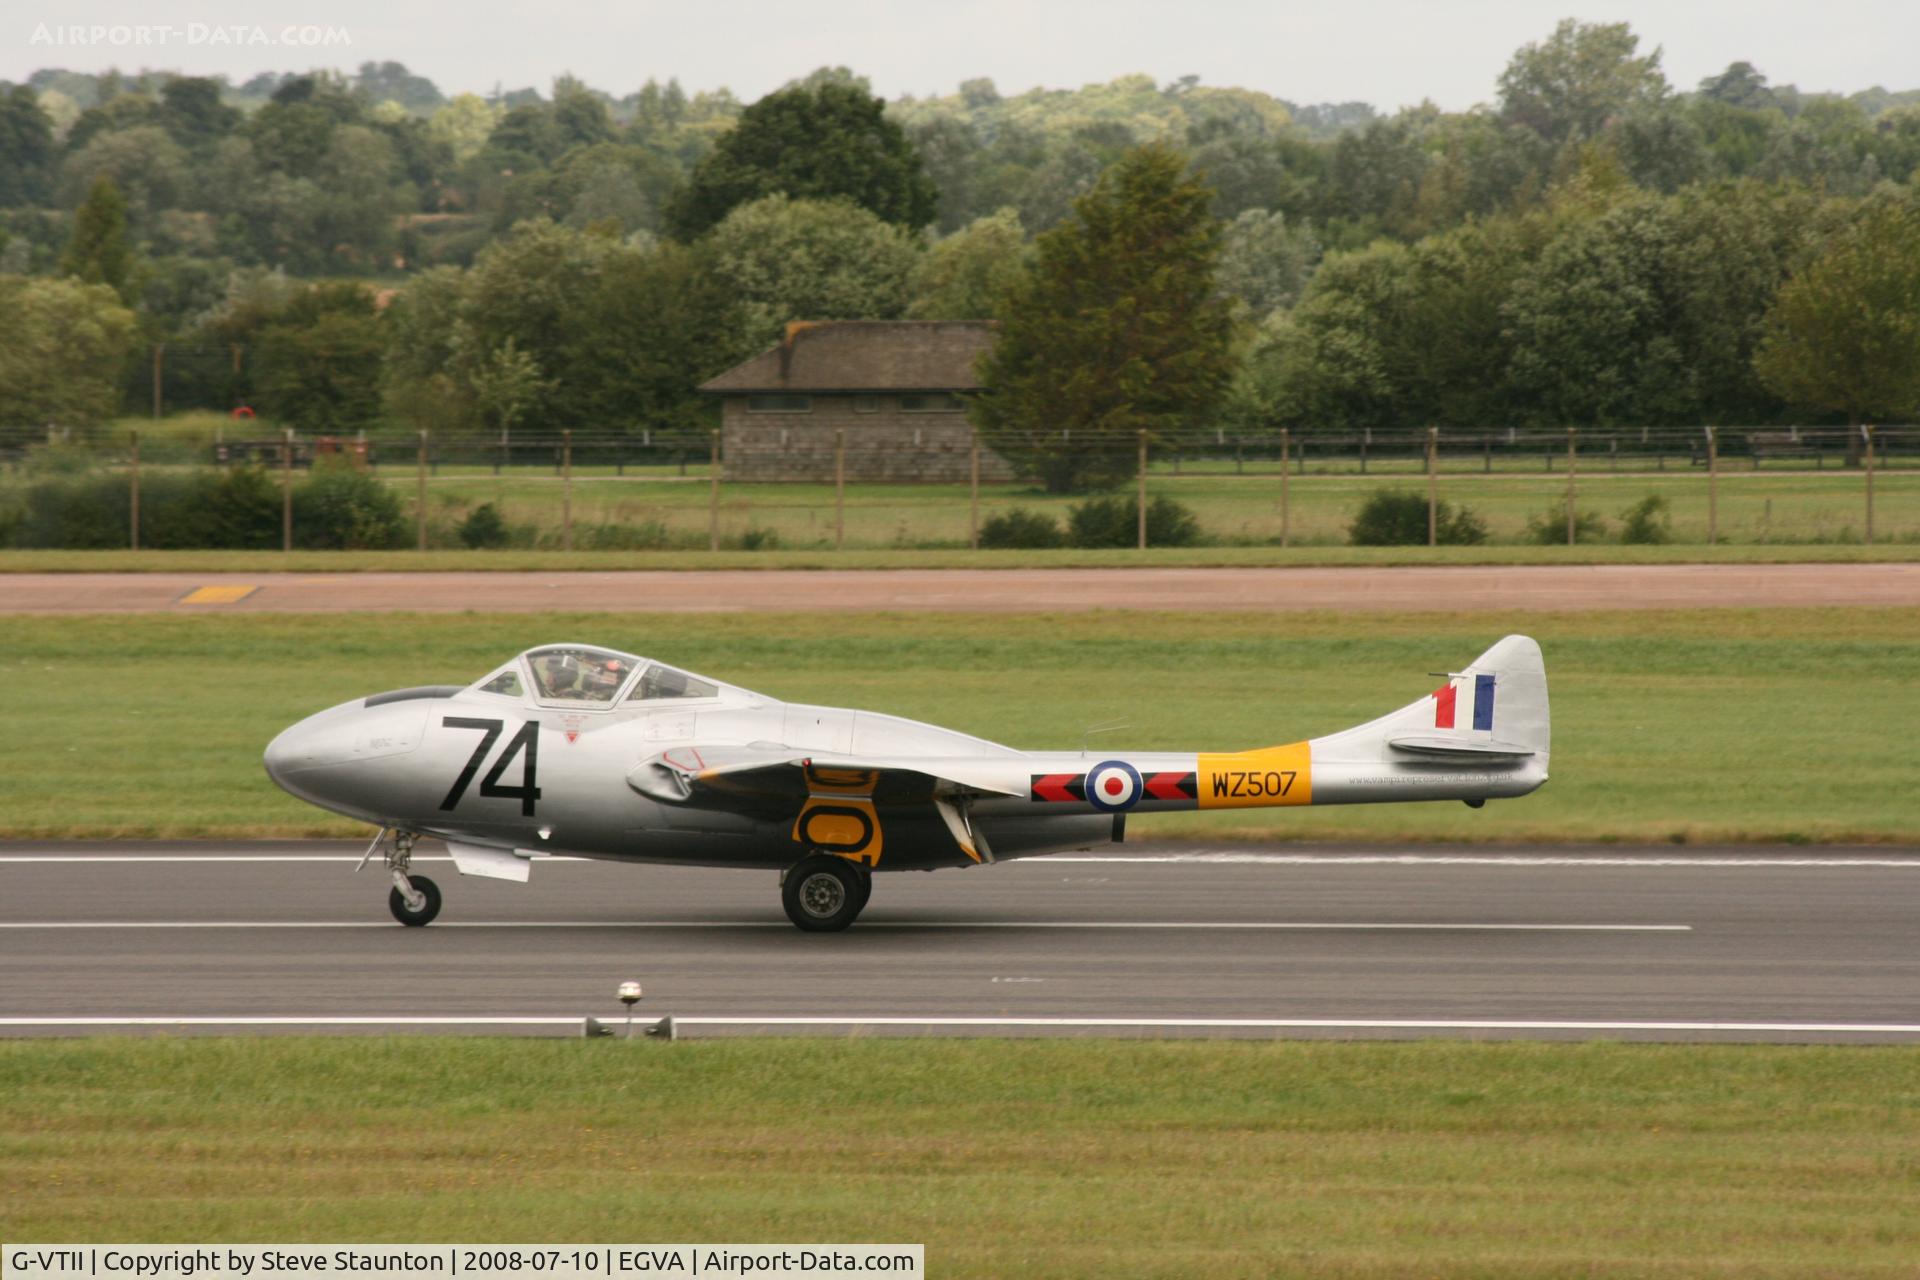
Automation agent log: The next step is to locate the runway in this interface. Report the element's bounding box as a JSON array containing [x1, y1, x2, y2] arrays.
[[3, 842, 1916, 1042], [4, 562, 1918, 613]]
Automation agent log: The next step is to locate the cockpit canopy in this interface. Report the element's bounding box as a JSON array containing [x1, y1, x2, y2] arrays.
[[471, 645, 721, 708]]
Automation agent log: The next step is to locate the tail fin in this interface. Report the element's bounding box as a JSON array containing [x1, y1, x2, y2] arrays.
[[1309, 635, 1550, 801]]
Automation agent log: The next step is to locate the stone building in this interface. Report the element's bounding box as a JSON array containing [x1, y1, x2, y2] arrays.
[[699, 320, 1014, 482]]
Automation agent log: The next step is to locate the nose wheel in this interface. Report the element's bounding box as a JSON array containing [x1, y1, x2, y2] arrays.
[[782, 855, 871, 932], [364, 829, 443, 926], [388, 874, 442, 926]]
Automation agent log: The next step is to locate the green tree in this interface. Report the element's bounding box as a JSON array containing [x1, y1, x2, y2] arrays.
[[61, 125, 188, 228], [382, 222, 743, 437], [426, 93, 500, 164], [459, 334, 550, 438], [157, 76, 240, 151], [1216, 207, 1320, 317], [1754, 201, 1920, 455], [59, 175, 136, 299], [0, 85, 56, 205], [700, 195, 919, 349], [908, 207, 1028, 320], [0, 275, 137, 429], [971, 142, 1235, 492], [666, 78, 937, 237], [1698, 62, 1778, 112], [252, 282, 387, 432], [1498, 19, 1668, 146]]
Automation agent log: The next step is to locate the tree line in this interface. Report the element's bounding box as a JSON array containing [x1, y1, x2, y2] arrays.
[[3, 21, 1919, 488]]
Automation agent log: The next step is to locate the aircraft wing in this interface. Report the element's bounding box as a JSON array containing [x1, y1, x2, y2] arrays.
[[629, 744, 1025, 803], [627, 745, 1025, 863]]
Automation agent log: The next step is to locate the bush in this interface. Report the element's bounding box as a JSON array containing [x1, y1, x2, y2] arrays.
[[1524, 500, 1609, 545], [734, 526, 782, 551], [1617, 494, 1673, 544], [151, 467, 281, 549], [17, 473, 134, 548], [979, 507, 1065, 549], [1348, 490, 1488, 546], [1066, 495, 1202, 548], [290, 461, 408, 550], [8, 467, 283, 549], [458, 502, 509, 549]]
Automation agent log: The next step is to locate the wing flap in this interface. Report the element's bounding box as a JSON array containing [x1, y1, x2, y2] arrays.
[[628, 745, 1026, 806]]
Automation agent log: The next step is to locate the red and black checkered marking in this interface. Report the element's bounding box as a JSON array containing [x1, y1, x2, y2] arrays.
[[1029, 773, 1087, 803], [1031, 771, 1198, 804], [1144, 771, 1198, 802]]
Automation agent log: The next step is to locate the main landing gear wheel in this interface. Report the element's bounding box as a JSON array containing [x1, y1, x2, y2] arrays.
[[388, 874, 442, 926], [783, 855, 866, 932]]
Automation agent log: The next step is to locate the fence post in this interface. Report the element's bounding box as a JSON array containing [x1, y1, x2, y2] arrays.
[[1863, 424, 1875, 545], [1280, 428, 1291, 549], [834, 427, 846, 551], [561, 428, 573, 553], [130, 429, 141, 552], [1136, 429, 1148, 550], [969, 428, 981, 551], [281, 427, 293, 553], [497, 429, 507, 476], [708, 429, 721, 552], [417, 429, 429, 552], [1426, 426, 1438, 548], [1565, 427, 1577, 546], [1705, 426, 1718, 546], [151, 344, 164, 419]]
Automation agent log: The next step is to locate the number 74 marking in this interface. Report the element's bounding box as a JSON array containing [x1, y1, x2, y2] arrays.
[[439, 717, 542, 815]]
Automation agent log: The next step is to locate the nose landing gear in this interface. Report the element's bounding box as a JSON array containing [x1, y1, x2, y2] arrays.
[[363, 828, 442, 927], [781, 854, 871, 932]]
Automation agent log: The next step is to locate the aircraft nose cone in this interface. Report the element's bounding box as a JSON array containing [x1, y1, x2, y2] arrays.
[[263, 724, 303, 789]]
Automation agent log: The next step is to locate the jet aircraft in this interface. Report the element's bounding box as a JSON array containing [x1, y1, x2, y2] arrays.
[[264, 635, 1550, 931]]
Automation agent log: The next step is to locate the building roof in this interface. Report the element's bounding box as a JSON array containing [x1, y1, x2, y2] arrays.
[[699, 320, 996, 395]]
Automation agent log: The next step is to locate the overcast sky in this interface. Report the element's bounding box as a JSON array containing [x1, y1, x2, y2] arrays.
[[9, 1, 1916, 109]]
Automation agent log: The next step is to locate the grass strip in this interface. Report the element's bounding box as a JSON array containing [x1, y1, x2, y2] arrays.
[[4, 542, 1919, 572], [2, 1037, 1916, 1278], [1, 608, 1914, 843]]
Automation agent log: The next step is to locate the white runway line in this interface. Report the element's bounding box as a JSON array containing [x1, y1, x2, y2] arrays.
[[2, 1015, 1917, 1034], [0, 855, 585, 863], [0, 920, 1691, 931], [4, 853, 1915, 867], [1052, 854, 1920, 868]]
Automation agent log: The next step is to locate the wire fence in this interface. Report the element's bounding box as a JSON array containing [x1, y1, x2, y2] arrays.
[[1, 423, 1913, 551]]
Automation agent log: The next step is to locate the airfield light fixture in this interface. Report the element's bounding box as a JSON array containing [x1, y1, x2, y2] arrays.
[[617, 980, 643, 1039]]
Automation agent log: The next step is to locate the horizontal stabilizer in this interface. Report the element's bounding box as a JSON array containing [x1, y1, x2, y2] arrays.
[[1387, 735, 1537, 757]]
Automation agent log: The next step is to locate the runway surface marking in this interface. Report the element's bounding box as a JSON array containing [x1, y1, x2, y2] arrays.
[[0, 920, 1691, 932], [3, 1016, 1916, 1034], [6, 852, 1916, 867], [9, 563, 1917, 615], [6, 841, 1911, 1043], [177, 584, 257, 605]]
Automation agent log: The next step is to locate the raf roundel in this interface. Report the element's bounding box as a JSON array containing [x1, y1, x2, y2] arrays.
[[1085, 760, 1143, 812]]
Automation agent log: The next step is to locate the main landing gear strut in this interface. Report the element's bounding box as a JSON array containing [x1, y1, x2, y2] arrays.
[[362, 829, 442, 926], [781, 854, 871, 932]]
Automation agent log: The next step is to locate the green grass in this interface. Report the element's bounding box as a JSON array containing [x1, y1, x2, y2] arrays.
[[13, 464, 1914, 551], [384, 467, 1920, 549], [3, 542, 1919, 572], [3, 1038, 1917, 1277], [1, 608, 1914, 842]]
